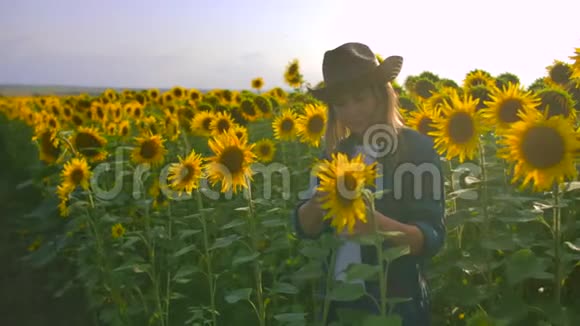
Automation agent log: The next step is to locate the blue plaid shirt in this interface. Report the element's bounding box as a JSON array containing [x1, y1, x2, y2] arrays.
[[292, 127, 446, 325]]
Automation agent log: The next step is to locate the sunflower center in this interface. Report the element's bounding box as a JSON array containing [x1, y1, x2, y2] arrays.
[[41, 131, 60, 158], [202, 118, 212, 131], [259, 145, 271, 156], [242, 103, 256, 116], [179, 164, 196, 183], [173, 88, 183, 98], [281, 119, 294, 132], [216, 119, 231, 133], [418, 117, 435, 136], [550, 64, 571, 85], [307, 115, 324, 134], [72, 115, 83, 126], [220, 147, 244, 174], [140, 140, 159, 159], [521, 126, 565, 169], [542, 97, 569, 119], [337, 172, 359, 206], [75, 132, 102, 157], [70, 168, 85, 186], [448, 112, 474, 144], [499, 99, 523, 123]]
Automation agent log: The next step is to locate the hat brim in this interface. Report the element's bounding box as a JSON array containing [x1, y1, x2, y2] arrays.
[[308, 55, 403, 102]]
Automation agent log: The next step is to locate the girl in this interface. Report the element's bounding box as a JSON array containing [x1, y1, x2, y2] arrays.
[[293, 42, 446, 325]]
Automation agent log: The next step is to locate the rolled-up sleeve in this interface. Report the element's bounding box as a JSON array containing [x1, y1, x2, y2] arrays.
[[291, 153, 333, 240], [405, 140, 446, 259]]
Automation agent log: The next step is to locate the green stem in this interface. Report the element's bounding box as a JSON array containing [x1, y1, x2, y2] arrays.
[[552, 184, 562, 306], [322, 249, 337, 326], [478, 142, 493, 284], [246, 179, 266, 326], [165, 203, 173, 326], [196, 190, 218, 326], [369, 195, 387, 316]]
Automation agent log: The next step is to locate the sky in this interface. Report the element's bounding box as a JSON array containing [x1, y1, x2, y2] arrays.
[[1, 0, 579, 90]]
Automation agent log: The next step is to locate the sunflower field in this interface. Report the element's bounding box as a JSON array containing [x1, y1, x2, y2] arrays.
[[1, 48, 580, 326]]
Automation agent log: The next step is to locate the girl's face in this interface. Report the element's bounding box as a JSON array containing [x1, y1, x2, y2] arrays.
[[332, 86, 381, 135]]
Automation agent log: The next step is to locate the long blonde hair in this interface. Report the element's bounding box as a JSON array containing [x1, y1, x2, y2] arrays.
[[324, 82, 406, 158]]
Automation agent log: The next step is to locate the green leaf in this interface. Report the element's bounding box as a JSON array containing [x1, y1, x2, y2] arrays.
[[329, 282, 365, 301], [345, 263, 379, 282], [221, 219, 245, 230], [132, 264, 151, 274], [270, 282, 299, 295], [261, 218, 287, 228], [292, 261, 324, 281], [171, 292, 187, 300], [564, 240, 580, 252], [178, 229, 201, 240], [273, 313, 306, 323], [363, 315, 403, 326], [505, 249, 552, 285], [173, 244, 197, 257], [299, 246, 329, 259], [354, 234, 382, 246], [225, 288, 252, 304], [210, 234, 240, 250], [173, 265, 200, 281], [232, 252, 260, 266], [383, 245, 410, 262]]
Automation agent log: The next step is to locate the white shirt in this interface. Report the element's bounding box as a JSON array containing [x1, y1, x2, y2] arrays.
[[333, 145, 381, 288]]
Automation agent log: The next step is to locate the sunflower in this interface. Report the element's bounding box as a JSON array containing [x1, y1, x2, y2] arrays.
[[316, 152, 378, 234], [406, 103, 439, 137], [430, 92, 483, 163], [495, 72, 520, 90], [398, 95, 419, 112], [253, 95, 273, 119], [111, 223, 126, 239], [413, 77, 438, 100], [61, 157, 91, 191], [273, 109, 298, 141], [570, 47, 580, 84], [163, 115, 180, 141], [296, 103, 327, 147], [149, 178, 169, 210], [240, 98, 259, 121], [170, 86, 188, 100], [71, 126, 108, 162], [468, 85, 495, 112], [191, 111, 215, 137], [106, 123, 117, 136], [544, 60, 572, 87], [148, 89, 161, 102], [497, 113, 579, 191], [482, 83, 541, 132], [463, 69, 495, 90], [284, 59, 303, 88], [118, 120, 131, 138], [210, 111, 235, 136], [91, 102, 108, 123], [188, 89, 202, 103], [253, 139, 276, 163], [251, 77, 264, 91], [131, 133, 167, 166], [108, 103, 123, 122], [231, 124, 249, 142], [168, 150, 204, 196], [57, 184, 71, 217], [206, 129, 255, 194], [536, 87, 576, 122], [34, 129, 61, 164]]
